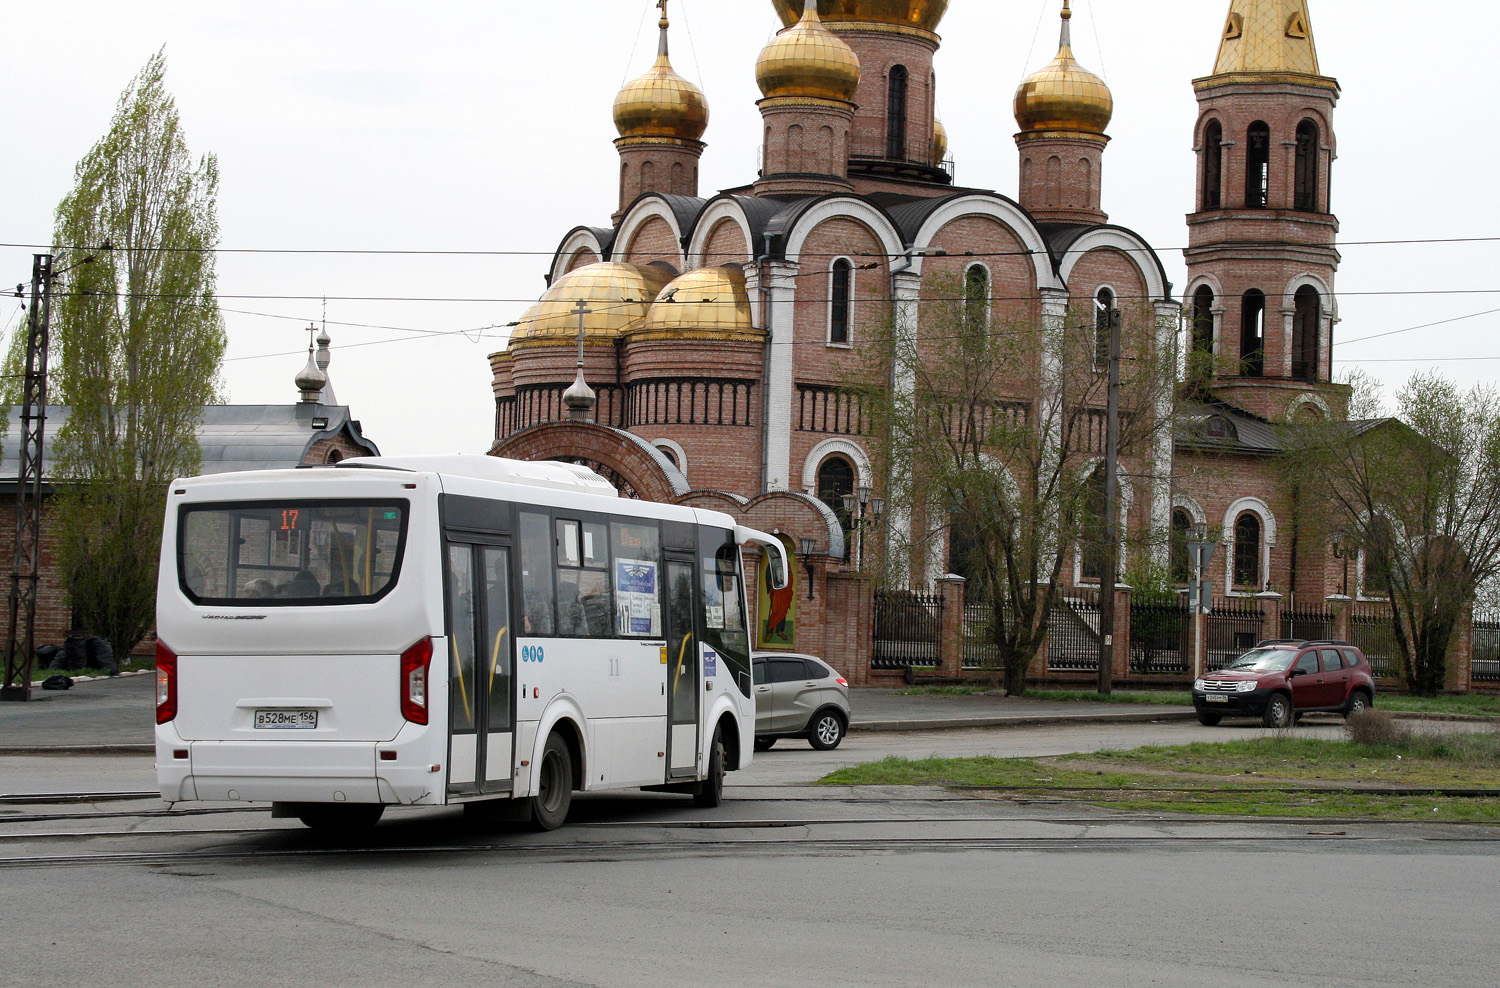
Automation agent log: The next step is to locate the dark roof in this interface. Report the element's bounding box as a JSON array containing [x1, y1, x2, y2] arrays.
[[0, 403, 379, 487], [1175, 401, 1284, 455]]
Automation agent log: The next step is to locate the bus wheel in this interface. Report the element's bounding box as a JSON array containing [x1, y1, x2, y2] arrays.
[[296, 803, 384, 833], [529, 733, 573, 831], [694, 728, 725, 808]]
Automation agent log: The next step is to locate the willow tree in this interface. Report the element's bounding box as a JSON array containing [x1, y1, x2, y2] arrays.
[[49, 50, 225, 661], [856, 274, 1178, 695]]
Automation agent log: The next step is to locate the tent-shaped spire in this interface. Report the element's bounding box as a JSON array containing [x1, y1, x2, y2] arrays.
[[1212, 0, 1323, 77]]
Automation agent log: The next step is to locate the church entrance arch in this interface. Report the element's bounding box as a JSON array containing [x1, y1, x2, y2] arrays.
[[490, 422, 689, 502]]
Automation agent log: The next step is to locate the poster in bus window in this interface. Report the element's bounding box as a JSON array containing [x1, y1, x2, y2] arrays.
[[755, 535, 798, 649], [614, 558, 660, 635]]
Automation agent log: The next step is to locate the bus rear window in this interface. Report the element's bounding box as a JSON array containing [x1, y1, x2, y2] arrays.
[[179, 500, 409, 605]]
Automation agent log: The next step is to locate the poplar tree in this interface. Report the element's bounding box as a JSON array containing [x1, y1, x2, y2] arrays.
[[49, 49, 225, 662]]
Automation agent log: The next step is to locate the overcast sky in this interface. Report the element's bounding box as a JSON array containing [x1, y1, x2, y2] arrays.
[[4, 1, 1497, 456]]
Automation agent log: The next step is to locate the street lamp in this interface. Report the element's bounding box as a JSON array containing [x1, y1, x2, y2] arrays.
[[840, 486, 883, 569], [797, 536, 817, 600], [1331, 529, 1351, 597]]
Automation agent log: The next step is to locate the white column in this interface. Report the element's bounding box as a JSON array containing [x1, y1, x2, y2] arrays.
[[1151, 300, 1182, 569], [884, 269, 923, 588], [762, 261, 799, 491]]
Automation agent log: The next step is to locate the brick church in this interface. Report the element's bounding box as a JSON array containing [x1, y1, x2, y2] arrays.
[[488, 1, 1365, 674]]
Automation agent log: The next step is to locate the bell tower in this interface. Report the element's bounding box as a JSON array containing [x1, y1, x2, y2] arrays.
[[1184, 0, 1346, 421]]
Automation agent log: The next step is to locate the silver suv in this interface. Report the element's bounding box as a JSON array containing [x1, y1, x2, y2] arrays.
[[751, 652, 851, 750]]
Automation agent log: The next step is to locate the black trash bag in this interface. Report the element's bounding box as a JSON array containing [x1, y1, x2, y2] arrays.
[[35, 644, 63, 669], [41, 674, 73, 690], [61, 635, 89, 671], [85, 636, 117, 674]]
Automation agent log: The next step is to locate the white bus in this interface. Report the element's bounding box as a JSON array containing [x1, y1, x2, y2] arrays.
[[154, 455, 788, 832]]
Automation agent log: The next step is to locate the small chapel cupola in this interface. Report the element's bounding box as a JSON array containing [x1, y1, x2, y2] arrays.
[[612, 1, 708, 222], [1013, 1, 1112, 224], [1184, 0, 1344, 421], [771, 0, 950, 186], [754, 0, 862, 195], [295, 326, 328, 404]]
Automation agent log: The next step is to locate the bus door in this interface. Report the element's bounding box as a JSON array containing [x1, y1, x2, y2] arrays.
[[663, 553, 699, 779], [445, 541, 515, 797]]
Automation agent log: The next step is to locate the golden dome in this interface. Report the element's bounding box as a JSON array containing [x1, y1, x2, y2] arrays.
[[757, 1, 862, 102], [1014, 3, 1112, 135], [510, 262, 677, 344], [613, 10, 708, 141], [931, 118, 948, 165], [632, 267, 757, 340], [772, 0, 948, 34]]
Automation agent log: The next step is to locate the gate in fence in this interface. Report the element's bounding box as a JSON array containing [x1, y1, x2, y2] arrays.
[[1206, 598, 1262, 670], [1048, 588, 1101, 672], [1129, 597, 1190, 674], [872, 591, 943, 670]]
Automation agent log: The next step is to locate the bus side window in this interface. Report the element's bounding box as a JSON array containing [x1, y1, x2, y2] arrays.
[[700, 529, 752, 695], [518, 511, 554, 635], [611, 521, 661, 637]]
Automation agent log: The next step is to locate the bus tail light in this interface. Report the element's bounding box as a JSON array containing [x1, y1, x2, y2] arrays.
[[400, 637, 433, 725], [156, 642, 178, 724]]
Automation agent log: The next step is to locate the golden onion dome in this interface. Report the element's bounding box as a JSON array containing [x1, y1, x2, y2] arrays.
[[613, 9, 708, 141], [772, 0, 948, 34], [632, 266, 757, 340], [1014, 3, 1113, 135], [931, 118, 948, 165], [756, 1, 862, 102], [510, 262, 677, 344]]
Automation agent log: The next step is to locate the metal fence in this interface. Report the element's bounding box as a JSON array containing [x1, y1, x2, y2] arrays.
[[1129, 597, 1190, 675], [1282, 604, 1334, 643], [871, 591, 943, 670], [1348, 601, 1399, 679], [961, 601, 1000, 671], [1474, 610, 1500, 683], [1206, 598, 1262, 670], [1048, 588, 1101, 672]]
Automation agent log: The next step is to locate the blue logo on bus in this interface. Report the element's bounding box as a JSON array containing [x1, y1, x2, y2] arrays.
[[521, 645, 545, 663]]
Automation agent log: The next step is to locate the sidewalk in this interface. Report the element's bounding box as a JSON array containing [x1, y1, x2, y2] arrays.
[[0, 674, 1196, 754]]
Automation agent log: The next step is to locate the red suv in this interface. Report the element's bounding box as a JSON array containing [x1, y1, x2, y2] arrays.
[[1193, 640, 1375, 728]]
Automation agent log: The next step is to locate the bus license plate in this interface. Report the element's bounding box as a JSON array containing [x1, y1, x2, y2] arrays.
[[255, 709, 318, 729]]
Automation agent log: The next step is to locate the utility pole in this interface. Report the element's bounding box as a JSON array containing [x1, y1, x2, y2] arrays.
[[1097, 306, 1122, 694], [2, 255, 54, 702]]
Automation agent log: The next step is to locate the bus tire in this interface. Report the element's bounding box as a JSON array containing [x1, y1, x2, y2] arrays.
[[693, 728, 725, 808], [296, 803, 384, 833], [528, 732, 573, 831]]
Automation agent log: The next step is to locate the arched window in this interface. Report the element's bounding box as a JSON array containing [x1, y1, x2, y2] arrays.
[[1233, 513, 1262, 588], [1292, 286, 1321, 382], [829, 258, 853, 345], [1245, 121, 1270, 208], [1080, 469, 1108, 582], [886, 65, 908, 160], [1191, 286, 1215, 357], [1294, 119, 1319, 212], [1240, 289, 1265, 377], [1094, 287, 1115, 369], [1363, 517, 1393, 598], [1171, 509, 1193, 584], [326, 449, 343, 465], [1202, 120, 1223, 210], [816, 457, 856, 558], [963, 264, 989, 335]]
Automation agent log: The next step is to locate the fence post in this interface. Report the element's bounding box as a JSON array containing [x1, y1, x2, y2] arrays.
[[936, 575, 966, 678], [1257, 590, 1285, 642], [1448, 605, 1473, 693], [1112, 584, 1132, 681], [1326, 594, 1351, 642]]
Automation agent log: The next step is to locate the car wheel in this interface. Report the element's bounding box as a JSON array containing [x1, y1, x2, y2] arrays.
[[694, 728, 725, 808], [753, 736, 776, 751], [528, 732, 573, 831], [1344, 690, 1372, 719], [1262, 693, 1293, 729], [1197, 710, 1222, 726], [296, 803, 384, 833], [808, 711, 845, 750]]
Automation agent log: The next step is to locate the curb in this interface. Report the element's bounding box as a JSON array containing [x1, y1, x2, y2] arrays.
[[0, 744, 154, 756], [851, 710, 1201, 732], [28, 669, 151, 688]]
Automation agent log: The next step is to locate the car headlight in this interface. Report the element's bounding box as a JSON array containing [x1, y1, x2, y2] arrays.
[[1237, 681, 1256, 692], [1193, 679, 1206, 692]]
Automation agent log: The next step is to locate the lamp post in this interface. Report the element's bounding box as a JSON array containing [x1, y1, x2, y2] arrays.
[[841, 486, 884, 570], [1185, 521, 1215, 680], [798, 536, 817, 599], [1331, 529, 1351, 598]]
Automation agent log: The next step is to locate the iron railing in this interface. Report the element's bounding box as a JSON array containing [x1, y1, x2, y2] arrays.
[[961, 601, 999, 671], [1348, 601, 1399, 679], [1206, 598, 1262, 671], [872, 591, 943, 670], [1473, 610, 1500, 683], [1048, 588, 1101, 672], [1129, 597, 1190, 675], [1282, 604, 1333, 643]]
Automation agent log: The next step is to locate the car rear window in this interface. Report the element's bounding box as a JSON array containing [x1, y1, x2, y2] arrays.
[[1320, 648, 1344, 671], [1341, 648, 1361, 667]]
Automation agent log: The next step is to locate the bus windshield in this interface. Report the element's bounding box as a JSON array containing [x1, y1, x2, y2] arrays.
[[179, 500, 409, 605]]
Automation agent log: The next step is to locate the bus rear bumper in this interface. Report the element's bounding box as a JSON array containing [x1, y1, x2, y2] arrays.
[[156, 729, 443, 806]]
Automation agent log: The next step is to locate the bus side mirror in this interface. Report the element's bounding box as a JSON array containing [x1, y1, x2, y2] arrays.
[[766, 548, 789, 591]]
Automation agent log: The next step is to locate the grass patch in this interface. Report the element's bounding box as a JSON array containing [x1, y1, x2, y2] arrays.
[[820, 729, 1500, 823], [889, 686, 1500, 719], [1376, 694, 1500, 717]]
